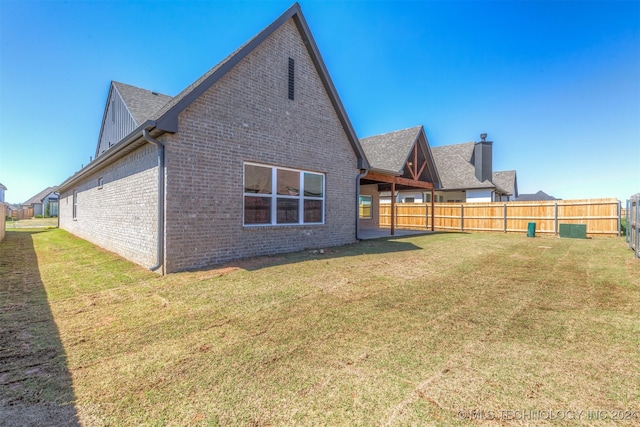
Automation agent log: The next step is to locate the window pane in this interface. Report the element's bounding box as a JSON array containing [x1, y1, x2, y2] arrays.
[[359, 195, 372, 219], [244, 196, 271, 224], [245, 164, 272, 194], [277, 169, 300, 196], [304, 173, 323, 197], [304, 199, 323, 223], [277, 198, 299, 223]]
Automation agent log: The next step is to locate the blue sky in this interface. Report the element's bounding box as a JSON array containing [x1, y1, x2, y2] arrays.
[[1, 0, 638, 204]]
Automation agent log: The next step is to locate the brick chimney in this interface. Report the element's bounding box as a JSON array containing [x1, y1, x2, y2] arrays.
[[474, 133, 493, 183]]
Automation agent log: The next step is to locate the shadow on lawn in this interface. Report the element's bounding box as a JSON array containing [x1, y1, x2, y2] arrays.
[[0, 231, 79, 427], [202, 232, 455, 273]]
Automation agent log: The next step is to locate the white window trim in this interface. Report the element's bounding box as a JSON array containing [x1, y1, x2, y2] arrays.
[[72, 190, 78, 220], [243, 162, 325, 226]]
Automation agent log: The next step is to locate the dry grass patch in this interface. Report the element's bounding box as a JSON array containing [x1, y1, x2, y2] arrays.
[[1, 229, 639, 426]]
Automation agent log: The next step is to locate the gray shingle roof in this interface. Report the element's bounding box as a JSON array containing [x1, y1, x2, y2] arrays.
[[492, 170, 517, 197], [24, 186, 58, 205], [112, 81, 172, 125], [517, 190, 559, 201], [360, 126, 423, 174], [431, 142, 494, 190]]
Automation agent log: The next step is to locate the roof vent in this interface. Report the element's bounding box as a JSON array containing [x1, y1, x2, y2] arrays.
[[151, 91, 159, 96], [480, 133, 487, 142], [288, 57, 295, 100]]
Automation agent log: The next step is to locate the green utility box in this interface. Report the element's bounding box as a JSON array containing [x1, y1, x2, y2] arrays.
[[559, 224, 587, 239], [527, 222, 536, 237]]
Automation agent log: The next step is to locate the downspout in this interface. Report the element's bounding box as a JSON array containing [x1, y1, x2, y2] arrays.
[[142, 128, 165, 274], [356, 169, 368, 240]]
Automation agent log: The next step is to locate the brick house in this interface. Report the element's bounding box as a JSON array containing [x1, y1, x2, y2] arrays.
[[58, 4, 369, 273]]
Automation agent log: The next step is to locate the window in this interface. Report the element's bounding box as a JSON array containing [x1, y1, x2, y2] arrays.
[[359, 195, 372, 219], [404, 197, 415, 203], [244, 163, 324, 226], [72, 190, 78, 219], [98, 177, 104, 189], [50, 201, 59, 217]]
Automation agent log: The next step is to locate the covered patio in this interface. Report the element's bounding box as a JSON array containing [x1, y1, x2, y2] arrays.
[[358, 125, 441, 237]]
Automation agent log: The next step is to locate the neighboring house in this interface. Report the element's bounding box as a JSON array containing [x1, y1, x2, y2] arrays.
[[492, 170, 518, 202], [23, 186, 59, 217], [359, 126, 441, 232], [57, 4, 369, 274], [517, 190, 559, 201], [5, 203, 18, 218], [0, 183, 6, 203], [430, 134, 518, 202]]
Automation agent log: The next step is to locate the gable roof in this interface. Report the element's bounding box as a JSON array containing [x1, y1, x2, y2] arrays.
[[492, 170, 518, 197], [152, 2, 368, 169], [61, 3, 368, 192], [113, 81, 172, 125], [24, 186, 58, 205], [360, 126, 441, 187], [360, 126, 422, 174], [431, 142, 495, 190], [95, 82, 172, 158]]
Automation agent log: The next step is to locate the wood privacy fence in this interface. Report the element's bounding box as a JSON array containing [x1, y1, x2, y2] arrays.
[[7, 206, 33, 220], [627, 194, 640, 258], [379, 198, 621, 237], [0, 203, 5, 242]]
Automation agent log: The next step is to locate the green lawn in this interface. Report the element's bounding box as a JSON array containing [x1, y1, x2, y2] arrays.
[[1, 229, 639, 426], [4, 217, 58, 229]]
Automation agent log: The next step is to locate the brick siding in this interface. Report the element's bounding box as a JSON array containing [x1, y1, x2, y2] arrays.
[[59, 144, 159, 268], [58, 17, 360, 273], [162, 18, 358, 272]]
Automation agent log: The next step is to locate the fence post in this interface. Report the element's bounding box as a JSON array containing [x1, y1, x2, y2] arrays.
[[461, 204, 464, 232], [425, 203, 429, 230], [627, 199, 631, 244], [503, 203, 507, 233], [554, 201, 558, 235], [617, 200, 621, 237], [635, 193, 640, 258]]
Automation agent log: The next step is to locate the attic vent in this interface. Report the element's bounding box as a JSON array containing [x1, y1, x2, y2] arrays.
[[288, 57, 295, 100]]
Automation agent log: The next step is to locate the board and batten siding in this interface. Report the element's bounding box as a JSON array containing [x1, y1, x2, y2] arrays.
[[96, 87, 138, 158]]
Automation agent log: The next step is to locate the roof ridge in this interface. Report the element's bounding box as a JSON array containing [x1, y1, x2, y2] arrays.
[[431, 141, 475, 149], [361, 125, 422, 140], [112, 80, 172, 99]]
